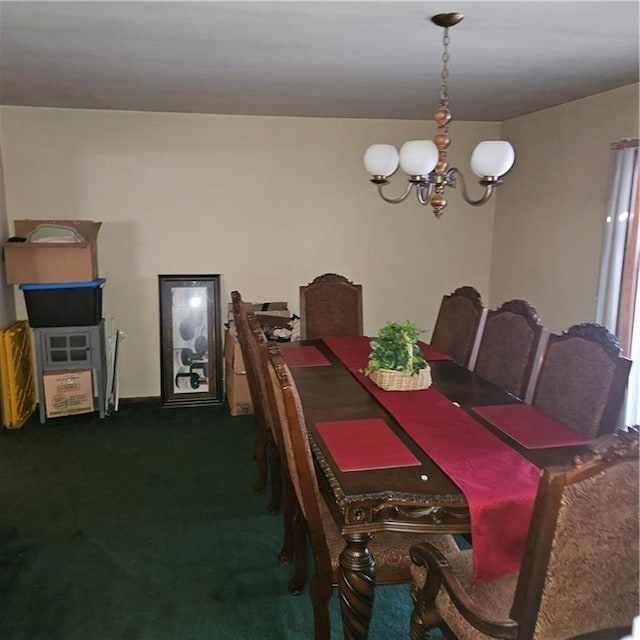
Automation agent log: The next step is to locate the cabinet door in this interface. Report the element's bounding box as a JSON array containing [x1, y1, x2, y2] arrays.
[[43, 330, 92, 368]]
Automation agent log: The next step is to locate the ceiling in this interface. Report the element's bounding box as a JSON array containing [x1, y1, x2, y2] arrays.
[[0, 1, 638, 122]]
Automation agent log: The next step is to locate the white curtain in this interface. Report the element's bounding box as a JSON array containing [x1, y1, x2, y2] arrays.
[[596, 140, 639, 426], [628, 271, 640, 425]]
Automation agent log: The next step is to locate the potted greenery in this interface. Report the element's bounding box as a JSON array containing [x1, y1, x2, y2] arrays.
[[362, 320, 431, 391]]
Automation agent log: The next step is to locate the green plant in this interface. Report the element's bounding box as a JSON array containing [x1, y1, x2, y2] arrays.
[[362, 320, 427, 376]]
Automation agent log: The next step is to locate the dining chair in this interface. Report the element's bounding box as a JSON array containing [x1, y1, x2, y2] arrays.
[[264, 346, 460, 640], [429, 286, 485, 368], [247, 312, 294, 566], [409, 427, 639, 640], [230, 290, 274, 502], [473, 299, 545, 400], [299, 273, 363, 340], [531, 322, 632, 438]]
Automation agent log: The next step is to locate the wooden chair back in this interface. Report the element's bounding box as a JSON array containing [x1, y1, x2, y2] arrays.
[[248, 318, 322, 583], [268, 346, 334, 640], [299, 273, 363, 340], [473, 299, 544, 399], [243, 311, 291, 529], [230, 291, 261, 411], [430, 286, 484, 368], [246, 314, 281, 450], [265, 347, 328, 545], [532, 323, 632, 438], [230, 290, 270, 493]]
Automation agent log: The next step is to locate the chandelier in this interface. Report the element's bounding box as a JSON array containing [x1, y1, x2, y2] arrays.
[[363, 12, 515, 218]]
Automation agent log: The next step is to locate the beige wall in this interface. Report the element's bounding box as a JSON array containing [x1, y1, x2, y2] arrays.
[[0, 107, 500, 398], [2, 83, 637, 399], [491, 83, 639, 332]]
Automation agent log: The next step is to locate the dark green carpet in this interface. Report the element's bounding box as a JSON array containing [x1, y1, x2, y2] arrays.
[[0, 402, 434, 639]]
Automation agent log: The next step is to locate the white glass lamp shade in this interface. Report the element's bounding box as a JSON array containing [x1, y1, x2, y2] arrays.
[[363, 144, 399, 178], [399, 140, 439, 176], [470, 141, 515, 178]]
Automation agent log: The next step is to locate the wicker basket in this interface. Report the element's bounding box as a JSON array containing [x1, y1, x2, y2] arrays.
[[369, 365, 431, 391]]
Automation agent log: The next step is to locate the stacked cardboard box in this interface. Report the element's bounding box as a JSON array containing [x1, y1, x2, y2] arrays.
[[2, 220, 105, 421], [2, 219, 102, 284], [227, 301, 291, 330], [42, 370, 93, 418]]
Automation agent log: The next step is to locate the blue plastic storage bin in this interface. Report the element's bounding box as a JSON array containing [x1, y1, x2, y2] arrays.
[[20, 278, 105, 327]]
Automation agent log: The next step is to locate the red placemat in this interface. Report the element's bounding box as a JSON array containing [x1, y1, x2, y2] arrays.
[[471, 404, 593, 449], [282, 345, 330, 367], [315, 418, 421, 472]]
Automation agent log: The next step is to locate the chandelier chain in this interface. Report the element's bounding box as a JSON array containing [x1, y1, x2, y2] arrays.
[[439, 27, 450, 106]]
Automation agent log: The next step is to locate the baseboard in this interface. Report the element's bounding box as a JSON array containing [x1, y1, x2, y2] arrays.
[[118, 396, 162, 404]]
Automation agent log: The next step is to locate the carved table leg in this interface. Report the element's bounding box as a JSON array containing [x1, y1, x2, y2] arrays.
[[338, 532, 375, 640]]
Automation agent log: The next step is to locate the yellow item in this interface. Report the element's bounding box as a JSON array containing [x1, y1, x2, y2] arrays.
[[0, 320, 37, 429]]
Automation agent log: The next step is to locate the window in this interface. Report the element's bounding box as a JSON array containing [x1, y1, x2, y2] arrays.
[[596, 139, 639, 426]]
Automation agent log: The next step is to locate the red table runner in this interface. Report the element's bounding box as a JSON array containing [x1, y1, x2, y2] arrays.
[[322, 336, 540, 582], [324, 335, 453, 368], [471, 404, 593, 449], [282, 345, 330, 367], [316, 418, 421, 471]]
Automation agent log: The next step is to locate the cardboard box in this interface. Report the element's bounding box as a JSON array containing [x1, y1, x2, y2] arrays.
[[2, 219, 102, 284], [223, 329, 253, 416], [43, 369, 94, 418], [227, 300, 291, 328], [256, 310, 291, 329]]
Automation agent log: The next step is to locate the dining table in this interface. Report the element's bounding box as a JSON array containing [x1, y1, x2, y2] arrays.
[[282, 336, 595, 640]]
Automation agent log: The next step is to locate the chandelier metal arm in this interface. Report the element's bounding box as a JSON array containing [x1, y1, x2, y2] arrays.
[[375, 181, 415, 204], [447, 168, 497, 207], [416, 182, 437, 205]]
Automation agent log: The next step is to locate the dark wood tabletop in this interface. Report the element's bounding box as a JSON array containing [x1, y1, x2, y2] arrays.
[[290, 339, 588, 535], [286, 338, 592, 640]]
